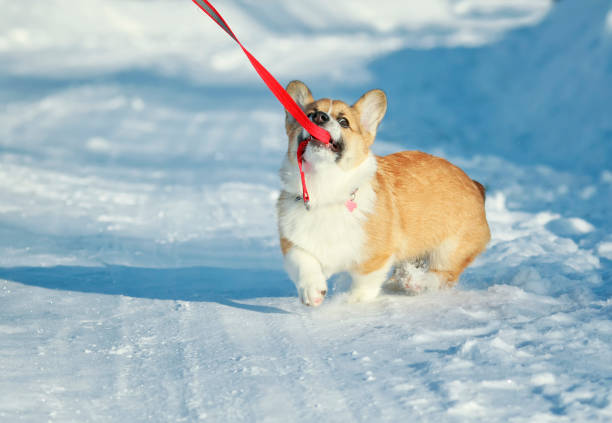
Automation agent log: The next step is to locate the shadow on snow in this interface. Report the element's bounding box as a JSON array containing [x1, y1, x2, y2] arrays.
[[0, 265, 295, 314]]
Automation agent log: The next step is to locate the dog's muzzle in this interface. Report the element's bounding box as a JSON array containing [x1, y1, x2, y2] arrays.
[[299, 133, 343, 155]]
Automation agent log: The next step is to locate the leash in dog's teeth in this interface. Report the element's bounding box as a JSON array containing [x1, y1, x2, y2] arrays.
[[192, 0, 331, 211], [297, 135, 332, 210], [297, 136, 358, 212]]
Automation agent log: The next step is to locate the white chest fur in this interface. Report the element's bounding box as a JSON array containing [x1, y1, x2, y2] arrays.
[[278, 194, 372, 276], [278, 154, 377, 277]]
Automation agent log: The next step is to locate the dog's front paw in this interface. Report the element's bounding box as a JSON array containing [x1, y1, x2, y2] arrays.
[[347, 283, 383, 303], [298, 279, 328, 307]]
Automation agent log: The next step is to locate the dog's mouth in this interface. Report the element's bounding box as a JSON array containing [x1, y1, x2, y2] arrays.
[[300, 134, 344, 156], [328, 139, 343, 154]]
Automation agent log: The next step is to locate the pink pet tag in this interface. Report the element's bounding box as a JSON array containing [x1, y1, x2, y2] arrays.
[[345, 199, 357, 212]]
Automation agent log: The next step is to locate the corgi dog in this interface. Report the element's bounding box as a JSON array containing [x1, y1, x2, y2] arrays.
[[277, 81, 490, 306]]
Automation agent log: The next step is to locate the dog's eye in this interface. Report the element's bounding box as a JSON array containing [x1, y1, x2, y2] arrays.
[[338, 117, 350, 128], [307, 112, 315, 119]]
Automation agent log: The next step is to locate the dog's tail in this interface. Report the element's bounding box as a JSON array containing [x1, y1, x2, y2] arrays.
[[473, 180, 486, 201]]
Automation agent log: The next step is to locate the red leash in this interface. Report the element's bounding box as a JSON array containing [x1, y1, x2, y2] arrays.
[[296, 136, 312, 206], [192, 0, 330, 208]]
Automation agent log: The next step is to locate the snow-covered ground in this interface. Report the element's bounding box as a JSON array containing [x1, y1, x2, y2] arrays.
[[1, 0, 611, 421]]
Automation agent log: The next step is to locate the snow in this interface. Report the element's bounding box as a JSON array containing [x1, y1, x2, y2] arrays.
[[1, 0, 611, 421], [0, 0, 550, 84]]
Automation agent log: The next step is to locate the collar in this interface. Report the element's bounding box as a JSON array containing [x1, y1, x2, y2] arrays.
[[295, 188, 359, 212]]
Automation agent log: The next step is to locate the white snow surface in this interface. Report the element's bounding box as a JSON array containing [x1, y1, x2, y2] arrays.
[[1, 0, 611, 422], [0, 0, 551, 84]]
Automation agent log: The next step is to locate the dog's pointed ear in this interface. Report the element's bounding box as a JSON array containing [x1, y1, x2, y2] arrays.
[[353, 89, 387, 138], [285, 81, 314, 123]]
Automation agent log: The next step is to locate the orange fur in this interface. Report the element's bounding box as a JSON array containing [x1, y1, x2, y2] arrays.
[[280, 236, 293, 255], [358, 152, 490, 285]]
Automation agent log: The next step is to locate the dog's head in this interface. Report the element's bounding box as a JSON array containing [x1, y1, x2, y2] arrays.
[[284, 81, 387, 171]]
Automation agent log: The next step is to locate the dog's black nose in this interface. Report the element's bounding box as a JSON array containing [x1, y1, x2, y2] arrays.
[[312, 111, 329, 125]]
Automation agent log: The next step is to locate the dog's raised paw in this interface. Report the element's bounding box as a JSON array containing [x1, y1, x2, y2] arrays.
[[298, 282, 328, 307]]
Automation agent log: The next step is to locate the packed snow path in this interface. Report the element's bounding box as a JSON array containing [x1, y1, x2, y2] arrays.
[[1, 266, 611, 421]]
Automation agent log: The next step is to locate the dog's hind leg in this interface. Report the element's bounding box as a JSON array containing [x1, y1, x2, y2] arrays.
[[387, 256, 424, 288], [389, 255, 444, 294], [428, 234, 488, 288]]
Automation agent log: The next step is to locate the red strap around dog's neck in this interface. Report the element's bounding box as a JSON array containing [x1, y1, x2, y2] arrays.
[[192, 0, 330, 208]]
